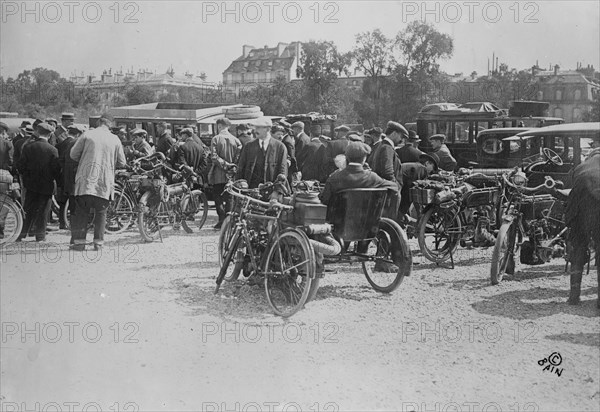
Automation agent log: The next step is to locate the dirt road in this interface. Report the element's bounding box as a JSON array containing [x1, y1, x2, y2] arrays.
[[1, 211, 599, 411]]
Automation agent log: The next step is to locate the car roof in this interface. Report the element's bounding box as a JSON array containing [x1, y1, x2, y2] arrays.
[[516, 122, 600, 138], [478, 127, 532, 136]]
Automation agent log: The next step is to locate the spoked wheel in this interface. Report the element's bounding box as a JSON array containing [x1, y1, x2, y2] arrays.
[[181, 190, 209, 233], [417, 206, 462, 263], [0, 196, 23, 245], [217, 216, 244, 282], [363, 217, 411, 293], [264, 228, 315, 317], [215, 228, 245, 293], [490, 222, 517, 285], [105, 189, 135, 234], [138, 192, 167, 242]]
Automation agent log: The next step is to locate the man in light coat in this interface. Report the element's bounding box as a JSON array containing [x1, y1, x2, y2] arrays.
[[69, 117, 126, 250]]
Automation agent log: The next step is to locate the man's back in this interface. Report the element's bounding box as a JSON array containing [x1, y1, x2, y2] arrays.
[[179, 138, 206, 173], [70, 126, 126, 200], [320, 163, 397, 205], [371, 139, 401, 183], [155, 132, 174, 156], [0, 139, 13, 171], [434, 144, 457, 171], [396, 145, 424, 164], [18, 138, 59, 195]]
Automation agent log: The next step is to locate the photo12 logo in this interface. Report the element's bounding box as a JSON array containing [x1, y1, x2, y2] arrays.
[[1, 1, 141, 24], [400, 1, 540, 24], [537, 351, 564, 377]]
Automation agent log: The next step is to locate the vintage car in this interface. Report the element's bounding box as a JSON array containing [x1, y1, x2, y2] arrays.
[[474, 127, 535, 168], [514, 122, 600, 188]]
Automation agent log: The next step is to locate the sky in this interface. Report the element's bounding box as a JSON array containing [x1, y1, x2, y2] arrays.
[[1, 0, 599, 83]]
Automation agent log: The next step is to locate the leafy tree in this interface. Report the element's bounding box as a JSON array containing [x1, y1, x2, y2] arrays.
[[125, 84, 155, 105], [582, 93, 600, 122], [396, 21, 454, 77]]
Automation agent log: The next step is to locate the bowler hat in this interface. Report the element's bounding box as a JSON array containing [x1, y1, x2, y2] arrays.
[[429, 134, 446, 142], [37, 122, 55, 134], [345, 141, 371, 162], [419, 152, 439, 170], [20, 120, 31, 128], [408, 130, 421, 142], [61, 112, 75, 121], [334, 125, 350, 133]]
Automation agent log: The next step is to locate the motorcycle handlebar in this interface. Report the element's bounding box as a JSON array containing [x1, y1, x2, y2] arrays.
[[227, 186, 293, 212], [503, 173, 556, 195]]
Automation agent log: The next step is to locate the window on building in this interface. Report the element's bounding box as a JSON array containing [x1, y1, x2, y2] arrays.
[[553, 107, 563, 118], [352, 80, 358, 86], [574, 89, 581, 100], [555, 90, 562, 100]]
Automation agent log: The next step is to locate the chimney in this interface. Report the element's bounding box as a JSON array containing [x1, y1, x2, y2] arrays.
[[554, 64, 559, 75], [277, 42, 288, 57], [242, 45, 254, 58]]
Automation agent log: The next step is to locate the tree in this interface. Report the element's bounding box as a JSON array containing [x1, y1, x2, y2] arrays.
[[125, 84, 155, 105], [582, 93, 600, 122], [296, 40, 351, 111], [352, 29, 396, 124], [396, 21, 454, 77]]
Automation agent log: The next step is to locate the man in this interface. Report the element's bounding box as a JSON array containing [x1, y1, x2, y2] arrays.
[[16, 123, 60, 242], [0, 122, 14, 172], [320, 141, 398, 206], [45, 118, 59, 146], [236, 123, 254, 148], [116, 127, 128, 144], [370, 121, 407, 219], [271, 124, 295, 171], [290, 121, 310, 159], [12, 124, 35, 203], [237, 117, 288, 189], [131, 129, 154, 158], [56, 125, 84, 231], [297, 133, 326, 182], [398, 153, 439, 216], [365, 127, 383, 166], [209, 118, 242, 230], [397, 130, 425, 163], [155, 121, 174, 157], [54, 112, 75, 146], [176, 128, 207, 174], [429, 134, 457, 172], [564, 138, 600, 307], [70, 116, 126, 251], [322, 125, 351, 177]]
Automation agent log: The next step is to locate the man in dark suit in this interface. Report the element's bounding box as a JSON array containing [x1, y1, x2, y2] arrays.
[[176, 128, 207, 174], [320, 142, 398, 206], [298, 135, 326, 182], [291, 121, 310, 159], [155, 121, 174, 157], [56, 125, 84, 229], [370, 121, 408, 219], [237, 117, 288, 188], [16, 123, 61, 242], [396, 130, 425, 163], [365, 127, 383, 167]]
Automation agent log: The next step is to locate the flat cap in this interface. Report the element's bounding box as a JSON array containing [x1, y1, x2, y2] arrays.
[[290, 121, 304, 129], [36, 122, 55, 134], [334, 125, 350, 132], [20, 120, 31, 128], [345, 141, 372, 162], [68, 125, 85, 134], [180, 128, 194, 136], [347, 132, 364, 142], [386, 121, 409, 139], [0, 122, 9, 131], [429, 134, 446, 142], [45, 118, 58, 124], [131, 128, 147, 136], [419, 152, 439, 170], [61, 112, 75, 120], [251, 117, 273, 128], [366, 127, 383, 136]]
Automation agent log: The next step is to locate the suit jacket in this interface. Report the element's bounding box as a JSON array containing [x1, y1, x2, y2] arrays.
[[433, 144, 457, 171], [298, 139, 326, 182], [70, 125, 126, 200], [209, 130, 241, 185], [56, 137, 78, 195], [371, 139, 401, 186], [17, 138, 60, 195], [294, 132, 311, 157], [396, 145, 424, 164], [280, 134, 297, 172], [155, 132, 174, 156], [565, 149, 600, 229], [320, 163, 398, 205], [178, 137, 207, 174], [237, 137, 288, 188], [12, 135, 33, 175], [366, 140, 381, 167], [0, 139, 14, 171]]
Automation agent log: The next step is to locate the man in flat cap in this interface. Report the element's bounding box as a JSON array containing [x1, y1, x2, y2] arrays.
[[16, 123, 60, 242], [370, 121, 407, 219], [131, 129, 154, 159], [70, 116, 126, 251], [209, 117, 242, 230], [320, 141, 398, 206], [237, 117, 288, 189], [176, 128, 207, 176], [397, 130, 425, 164], [429, 134, 457, 172], [290, 121, 310, 159], [56, 125, 84, 230]]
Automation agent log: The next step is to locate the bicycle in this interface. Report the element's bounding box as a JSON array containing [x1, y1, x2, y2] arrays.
[[0, 175, 24, 244], [215, 184, 315, 317]]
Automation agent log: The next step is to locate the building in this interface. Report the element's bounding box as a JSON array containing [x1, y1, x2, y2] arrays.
[[223, 42, 302, 94], [533, 64, 600, 122], [71, 68, 217, 103]]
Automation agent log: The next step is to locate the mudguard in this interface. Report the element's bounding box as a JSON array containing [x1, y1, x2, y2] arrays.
[[379, 217, 413, 273]]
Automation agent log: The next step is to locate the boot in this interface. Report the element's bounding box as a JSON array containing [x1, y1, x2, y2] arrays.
[[567, 269, 583, 305]]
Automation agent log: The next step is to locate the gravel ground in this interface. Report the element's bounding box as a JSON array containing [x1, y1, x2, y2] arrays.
[[1, 209, 599, 412]]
